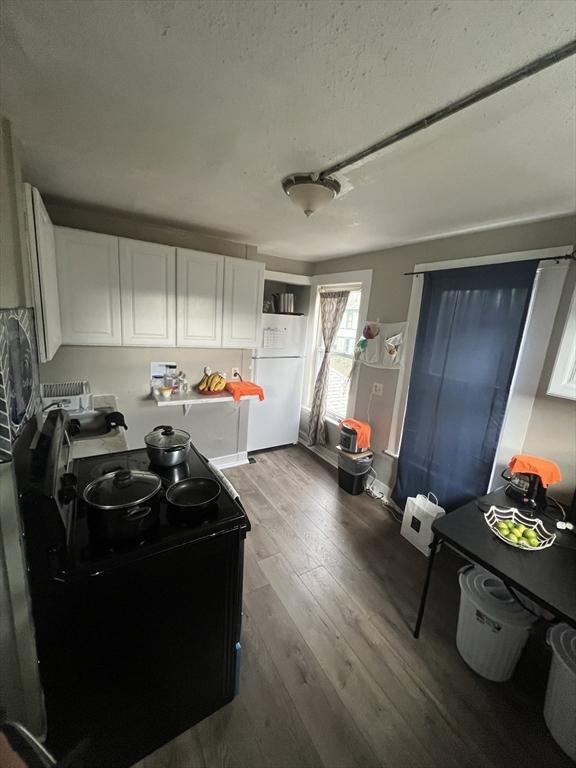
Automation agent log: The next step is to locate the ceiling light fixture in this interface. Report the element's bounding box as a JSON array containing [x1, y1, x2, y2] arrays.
[[282, 173, 341, 217]]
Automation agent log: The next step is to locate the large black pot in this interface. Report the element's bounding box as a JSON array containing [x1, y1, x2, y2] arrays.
[[83, 469, 161, 542]]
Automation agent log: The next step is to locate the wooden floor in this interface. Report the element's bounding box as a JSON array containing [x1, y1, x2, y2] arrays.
[[135, 445, 571, 768]]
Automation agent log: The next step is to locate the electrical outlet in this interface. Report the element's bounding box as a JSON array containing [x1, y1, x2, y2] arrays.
[[372, 382, 383, 396], [231, 367, 241, 378]]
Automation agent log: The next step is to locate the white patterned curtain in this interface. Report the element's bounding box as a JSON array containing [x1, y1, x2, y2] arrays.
[[308, 290, 350, 446]]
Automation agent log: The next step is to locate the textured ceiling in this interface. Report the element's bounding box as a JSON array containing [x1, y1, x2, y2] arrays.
[[1, 0, 575, 260]]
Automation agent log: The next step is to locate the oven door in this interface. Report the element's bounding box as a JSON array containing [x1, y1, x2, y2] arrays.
[[44, 527, 243, 765]]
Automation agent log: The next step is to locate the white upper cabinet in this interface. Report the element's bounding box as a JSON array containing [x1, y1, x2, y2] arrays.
[[119, 239, 176, 346], [23, 185, 62, 362], [176, 248, 224, 347], [55, 227, 122, 345], [222, 258, 265, 348], [52, 225, 265, 349]]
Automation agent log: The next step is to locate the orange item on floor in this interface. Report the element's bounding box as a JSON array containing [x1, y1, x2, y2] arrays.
[[338, 418, 371, 451], [225, 380, 265, 402], [508, 454, 562, 488]]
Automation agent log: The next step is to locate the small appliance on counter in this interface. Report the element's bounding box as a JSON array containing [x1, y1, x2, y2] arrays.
[[338, 418, 371, 454], [41, 380, 92, 413], [502, 453, 562, 513]]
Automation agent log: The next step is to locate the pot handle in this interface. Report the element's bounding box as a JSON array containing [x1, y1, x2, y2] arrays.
[[114, 470, 132, 488], [154, 425, 174, 435], [123, 506, 152, 521]]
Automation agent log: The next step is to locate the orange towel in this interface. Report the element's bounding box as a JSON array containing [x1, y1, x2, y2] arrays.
[[508, 454, 562, 488], [225, 381, 265, 402], [338, 418, 371, 451]]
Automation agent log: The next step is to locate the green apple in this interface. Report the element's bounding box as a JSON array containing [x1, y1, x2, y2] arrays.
[[507, 533, 519, 543], [528, 538, 540, 548]]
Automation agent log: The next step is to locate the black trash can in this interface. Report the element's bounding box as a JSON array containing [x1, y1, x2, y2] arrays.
[[337, 451, 373, 495]]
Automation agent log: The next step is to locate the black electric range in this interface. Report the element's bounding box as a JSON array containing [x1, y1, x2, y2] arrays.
[[15, 410, 250, 767], [69, 446, 248, 573]]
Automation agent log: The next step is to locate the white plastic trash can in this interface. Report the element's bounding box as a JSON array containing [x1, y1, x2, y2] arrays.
[[456, 566, 536, 682], [544, 623, 576, 762]]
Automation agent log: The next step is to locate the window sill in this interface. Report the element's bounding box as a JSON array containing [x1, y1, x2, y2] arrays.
[[300, 405, 343, 428]]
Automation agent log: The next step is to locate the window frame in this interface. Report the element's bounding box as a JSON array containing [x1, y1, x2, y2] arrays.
[[314, 287, 362, 421], [303, 269, 373, 424]]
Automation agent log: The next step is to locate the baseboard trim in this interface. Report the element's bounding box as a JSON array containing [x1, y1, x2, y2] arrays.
[[210, 451, 249, 470], [298, 439, 338, 469], [366, 474, 392, 502]]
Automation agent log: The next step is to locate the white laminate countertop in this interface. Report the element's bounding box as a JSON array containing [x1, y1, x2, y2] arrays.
[[70, 394, 129, 459]]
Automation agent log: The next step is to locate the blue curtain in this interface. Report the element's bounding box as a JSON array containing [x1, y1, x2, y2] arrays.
[[392, 260, 538, 512]]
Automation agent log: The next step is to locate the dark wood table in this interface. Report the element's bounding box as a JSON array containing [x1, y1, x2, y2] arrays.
[[413, 489, 576, 637]]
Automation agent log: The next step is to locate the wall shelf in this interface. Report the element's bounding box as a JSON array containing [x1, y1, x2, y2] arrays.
[[153, 390, 258, 416]]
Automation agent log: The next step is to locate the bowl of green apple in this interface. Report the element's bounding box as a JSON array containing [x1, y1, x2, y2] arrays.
[[484, 506, 556, 551]]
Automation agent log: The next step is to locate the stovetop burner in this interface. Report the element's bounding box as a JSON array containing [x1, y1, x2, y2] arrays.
[[69, 446, 246, 572]]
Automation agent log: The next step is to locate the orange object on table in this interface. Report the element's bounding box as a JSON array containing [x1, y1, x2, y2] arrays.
[[508, 454, 562, 488], [338, 418, 371, 451], [225, 381, 265, 402]]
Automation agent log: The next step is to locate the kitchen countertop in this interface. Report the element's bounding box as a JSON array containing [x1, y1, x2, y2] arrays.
[[152, 388, 259, 415], [71, 394, 128, 459]]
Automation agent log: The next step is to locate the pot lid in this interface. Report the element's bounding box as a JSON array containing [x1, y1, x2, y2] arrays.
[[459, 566, 536, 629], [145, 425, 190, 449], [83, 470, 161, 510], [548, 622, 576, 675]]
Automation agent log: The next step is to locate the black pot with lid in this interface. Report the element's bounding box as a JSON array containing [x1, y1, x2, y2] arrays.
[[83, 469, 162, 542], [145, 425, 190, 467]]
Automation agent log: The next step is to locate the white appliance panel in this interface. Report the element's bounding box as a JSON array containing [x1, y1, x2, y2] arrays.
[[255, 314, 306, 358], [247, 357, 304, 452]]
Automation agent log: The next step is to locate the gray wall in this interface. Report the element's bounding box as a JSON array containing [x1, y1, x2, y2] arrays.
[[311, 215, 576, 501], [0, 116, 44, 734], [44, 197, 314, 276], [40, 346, 253, 460], [0, 116, 29, 307]]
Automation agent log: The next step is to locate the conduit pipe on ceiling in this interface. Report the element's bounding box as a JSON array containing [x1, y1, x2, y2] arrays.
[[318, 40, 576, 180]]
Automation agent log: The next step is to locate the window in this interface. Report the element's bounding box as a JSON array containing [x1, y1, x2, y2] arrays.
[[314, 288, 361, 420]]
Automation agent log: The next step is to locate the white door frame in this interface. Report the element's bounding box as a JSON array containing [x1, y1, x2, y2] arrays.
[[386, 247, 572, 479]]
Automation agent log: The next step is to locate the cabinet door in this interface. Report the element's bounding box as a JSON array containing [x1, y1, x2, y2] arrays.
[[222, 258, 264, 348], [176, 249, 224, 347], [55, 228, 121, 345], [119, 239, 176, 346], [24, 185, 62, 362]]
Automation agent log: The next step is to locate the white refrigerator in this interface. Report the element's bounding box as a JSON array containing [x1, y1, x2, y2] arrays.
[[247, 314, 306, 452]]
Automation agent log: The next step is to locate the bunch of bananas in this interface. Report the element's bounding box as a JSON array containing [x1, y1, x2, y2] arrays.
[[197, 369, 227, 393]]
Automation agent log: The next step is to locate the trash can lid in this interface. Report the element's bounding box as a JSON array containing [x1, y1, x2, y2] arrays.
[[459, 567, 536, 629], [548, 623, 576, 676]]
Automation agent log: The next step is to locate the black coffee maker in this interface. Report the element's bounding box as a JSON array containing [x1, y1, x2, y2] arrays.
[[502, 454, 562, 513]]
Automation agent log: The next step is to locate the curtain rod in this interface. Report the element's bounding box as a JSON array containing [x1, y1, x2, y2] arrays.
[[404, 253, 576, 277], [319, 41, 576, 179]]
